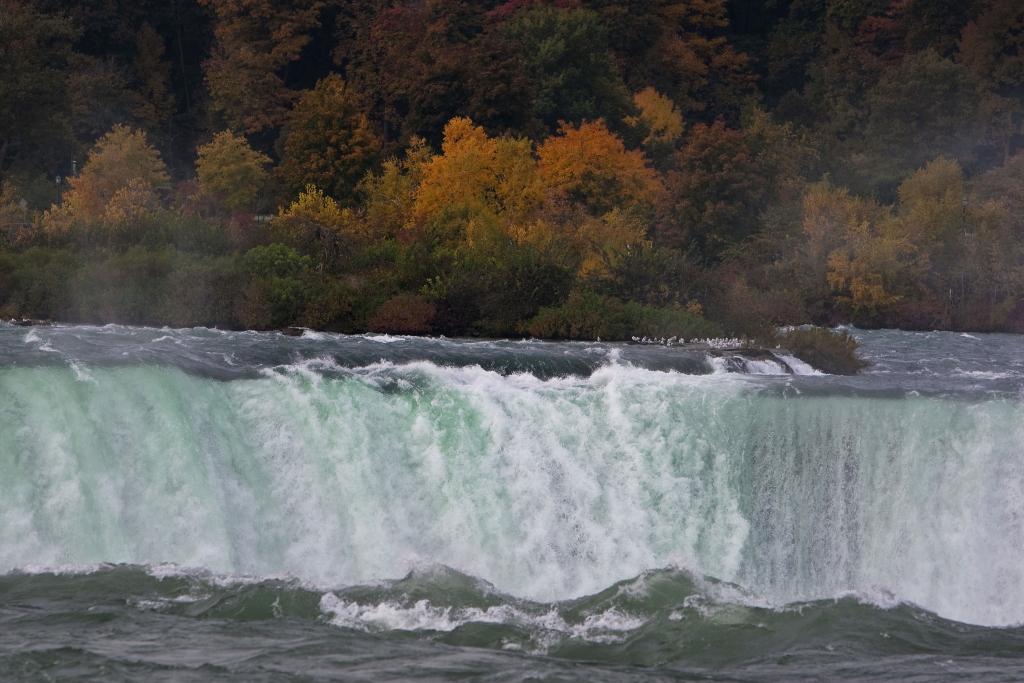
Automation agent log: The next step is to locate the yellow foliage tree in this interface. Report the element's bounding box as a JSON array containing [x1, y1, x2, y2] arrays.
[[801, 183, 920, 319], [826, 217, 916, 317], [625, 87, 684, 161], [42, 125, 168, 237], [279, 185, 349, 231], [103, 178, 160, 234], [359, 137, 433, 243], [897, 157, 966, 248], [275, 185, 359, 260], [0, 181, 23, 225], [413, 118, 544, 237], [574, 208, 651, 279], [196, 131, 270, 210]]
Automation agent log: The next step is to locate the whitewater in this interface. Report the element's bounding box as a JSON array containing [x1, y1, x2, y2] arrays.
[[2, 323, 1024, 681]]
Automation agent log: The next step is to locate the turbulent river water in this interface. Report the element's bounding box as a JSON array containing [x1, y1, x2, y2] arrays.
[[2, 323, 1024, 681]]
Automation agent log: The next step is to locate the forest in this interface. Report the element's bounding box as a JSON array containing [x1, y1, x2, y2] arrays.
[[1, 0, 1023, 341]]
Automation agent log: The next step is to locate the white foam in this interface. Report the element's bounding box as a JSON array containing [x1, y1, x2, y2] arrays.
[[777, 354, 822, 375], [69, 362, 96, 383], [742, 359, 789, 375], [319, 593, 644, 646], [362, 334, 406, 343]]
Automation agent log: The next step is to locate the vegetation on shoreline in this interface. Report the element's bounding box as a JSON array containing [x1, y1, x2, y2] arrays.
[[775, 327, 870, 375], [2, 0, 1023, 364]]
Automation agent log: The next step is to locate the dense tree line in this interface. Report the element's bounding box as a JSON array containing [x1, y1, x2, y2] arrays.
[[1, 0, 1023, 338]]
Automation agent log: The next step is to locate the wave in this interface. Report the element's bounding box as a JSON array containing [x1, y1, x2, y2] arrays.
[[5, 563, 1024, 672]]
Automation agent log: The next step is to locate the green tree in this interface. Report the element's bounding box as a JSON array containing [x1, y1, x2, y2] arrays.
[[861, 50, 979, 194], [502, 5, 636, 134], [278, 74, 382, 205], [958, 0, 1024, 161], [239, 243, 312, 328], [660, 118, 765, 258], [195, 131, 270, 210], [0, 1, 78, 181]]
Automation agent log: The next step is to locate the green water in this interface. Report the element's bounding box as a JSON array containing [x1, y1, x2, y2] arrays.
[[1, 324, 1023, 680]]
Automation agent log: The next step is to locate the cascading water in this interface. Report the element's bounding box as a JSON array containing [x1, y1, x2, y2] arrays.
[[2, 323, 1024, 681]]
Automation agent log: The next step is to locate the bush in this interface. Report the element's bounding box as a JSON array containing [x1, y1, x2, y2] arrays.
[[774, 327, 869, 375], [161, 256, 241, 327], [368, 294, 436, 334], [71, 248, 175, 324], [241, 244, 312, 278], [524, 291, 724, 341]]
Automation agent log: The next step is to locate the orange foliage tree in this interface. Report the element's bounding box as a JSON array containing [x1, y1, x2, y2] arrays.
[[537, 120, 662, 216], [536, 119, 662, 276]]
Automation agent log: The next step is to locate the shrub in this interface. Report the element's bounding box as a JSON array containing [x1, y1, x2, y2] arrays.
[[241, 244, 311, 279], [525, 291, 724, 341], [774, 327, 869, 375], [368, 294, 436, 334]]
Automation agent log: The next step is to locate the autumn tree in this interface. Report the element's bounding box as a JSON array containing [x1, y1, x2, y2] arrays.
[[195, 131, 270, 210], [413, 117, 544, 247], [199, 0, 325, 133], [897, 157, 966, 250], [278, 74, 382, 205], [895, 158, 1009, 327], [537, 120, 661, 216], [536, 120, 662, 276], [797, 183, 920, 323], [625, 87, 684, 167], [275, 185, 362, 261], [852, 0, 908, 67], [359, 137, 433, 243], [969, 154, 1024, 327], [44, 125, 169, 239]]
